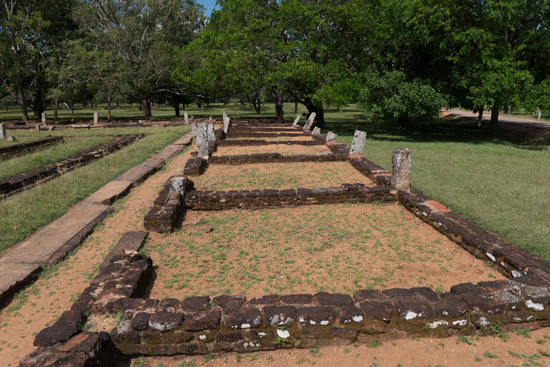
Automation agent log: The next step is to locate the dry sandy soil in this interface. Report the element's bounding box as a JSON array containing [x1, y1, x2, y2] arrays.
[[0, 131, 546, 367]]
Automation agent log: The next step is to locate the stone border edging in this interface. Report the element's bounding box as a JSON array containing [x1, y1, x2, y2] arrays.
[[209, 153, 348, 165], [0, 136, 63, 160], [184, 184, 395, 211], [0, 134, 144, 199], [217, 139, 325, 147]]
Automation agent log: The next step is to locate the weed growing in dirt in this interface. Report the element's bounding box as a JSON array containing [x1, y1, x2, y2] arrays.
[[366, 340, 383, 348], [457, 335, 472, 345], [483, 351, 499, 358]]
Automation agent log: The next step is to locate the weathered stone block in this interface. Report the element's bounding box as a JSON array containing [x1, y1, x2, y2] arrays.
[[297, 307, 337, 326], [148, 312, 184, 332], [225, 309, 263, 329], [184, 310, 221, 331]]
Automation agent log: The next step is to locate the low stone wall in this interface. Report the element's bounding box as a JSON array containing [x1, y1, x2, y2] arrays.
[[327, 142, 351, 155], [225, 132, 310, 138], [229, 127, 302, 132], [144, 176, 193, 232], [209, 153, 348, 165], [0, 134, 144, 199], [21, 238, 153, 366], [185, 184, 396, 211], [183, 157, 207, 176], [0, 136, 63, 160], [218, 140, 325, 147], [107, 276, 550, 356]]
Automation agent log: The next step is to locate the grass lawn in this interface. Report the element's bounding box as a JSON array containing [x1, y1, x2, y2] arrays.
[[0, 136, 114, 179], [0, 125, 191, 253]]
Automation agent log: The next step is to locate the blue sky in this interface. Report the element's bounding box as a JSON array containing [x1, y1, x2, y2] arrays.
[[197, 0, 220, 16]]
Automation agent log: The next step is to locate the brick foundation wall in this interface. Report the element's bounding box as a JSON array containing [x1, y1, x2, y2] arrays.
[[184, 184, 396, 211]]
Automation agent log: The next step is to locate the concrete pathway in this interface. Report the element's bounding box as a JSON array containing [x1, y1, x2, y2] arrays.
[[446, 109, 550, 130]]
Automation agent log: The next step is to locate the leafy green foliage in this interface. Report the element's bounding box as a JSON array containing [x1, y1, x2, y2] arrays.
[[359, 71, 446, 128]]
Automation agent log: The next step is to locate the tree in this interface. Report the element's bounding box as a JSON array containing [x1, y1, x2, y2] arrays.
[[72, 0, 205, 120], [187, 0, 375, 124], [406, 0, 548, 138], [359, 70, 447, 128]]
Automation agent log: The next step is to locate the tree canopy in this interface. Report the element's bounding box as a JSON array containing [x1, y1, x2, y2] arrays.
[[0, 0, 548, 133]]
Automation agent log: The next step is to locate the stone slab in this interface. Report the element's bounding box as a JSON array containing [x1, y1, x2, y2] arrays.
[[0, 205, 113, 267], [0, 263, 41, 305], [98, 231, 149, 272], [152, 145, 186, 160], [82, 180, 133, 206], [172, 136, 193, 146], [114, 164, 158, 183], [141, 158, 165, 170]]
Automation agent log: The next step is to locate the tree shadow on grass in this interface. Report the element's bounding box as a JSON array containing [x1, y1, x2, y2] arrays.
[[324, 112, 550, 151]]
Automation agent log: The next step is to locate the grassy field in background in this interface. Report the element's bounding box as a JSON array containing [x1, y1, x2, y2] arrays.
[[0, 136, 114, 179], [0, 125, 191, 253], [2, 101, 550, 262]]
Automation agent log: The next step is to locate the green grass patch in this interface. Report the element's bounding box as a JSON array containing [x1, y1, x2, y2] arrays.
[[0, 125, 190, 252], [0, 136, 114, 179], [320, 107, 550, 261]]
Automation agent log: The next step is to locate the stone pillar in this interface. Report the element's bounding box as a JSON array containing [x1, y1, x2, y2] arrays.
[[0, 123, 6, 139], [184, 112, 189, 125], [303, 113, 316, 130], [312, 127, 321, 135], [41, 113, 47, 125], [349, 130, 366, 155], [93, 112, 99, 125], [191, 123, 197, 132], [207, 123, 216, 142], [326, 131, 337, 142], [7, 136, 16, 142], [223, 110, 227, 122], [292, 115, 301, 126], [36, 125, 40, 130], [391, 148, 411, 192], [196, 123, 209, 158], [223, 117, 230, 133]]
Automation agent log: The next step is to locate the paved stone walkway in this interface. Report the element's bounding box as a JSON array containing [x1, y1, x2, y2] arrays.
[[446, 109, 550, 130]]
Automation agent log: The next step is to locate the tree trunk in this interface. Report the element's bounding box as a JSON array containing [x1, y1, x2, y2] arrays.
[[490, 103, 499, 139], [303, 97, 325, 127], [32, 77, 44, 118], [16, 80, 29, 122], [295, 98, 298, 113], [107, 101, 112, 122], [174, 103, 180, 117], [239, 99, 246, 111], [503, 105, 509, 114], [477, 108, 483, 128], [141, 96, 151, 120], [397, 111, 409, 129], [53, 98, 58, 122], [271, 87, 284, 119], [250, 96, 261, 115]]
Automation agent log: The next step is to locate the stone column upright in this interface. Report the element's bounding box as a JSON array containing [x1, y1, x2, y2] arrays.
[[184, 112, 189, 125], [303, 112, 316, 130], [196, 123, 209, 159], [312, 127, 321, 135], [207, 123, 216, 142], [326, 131, 337, 142], [223, 110, 227, 122], [391, 148, 411, 192], [93, 112, 99, 125], [349, 130, 366, 155], [223, 117, 230, 133], [292, 115, 301, 126], [191, 123, 197, 132], [0, 123, 6, 139], [41, 113, 47, 125]]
